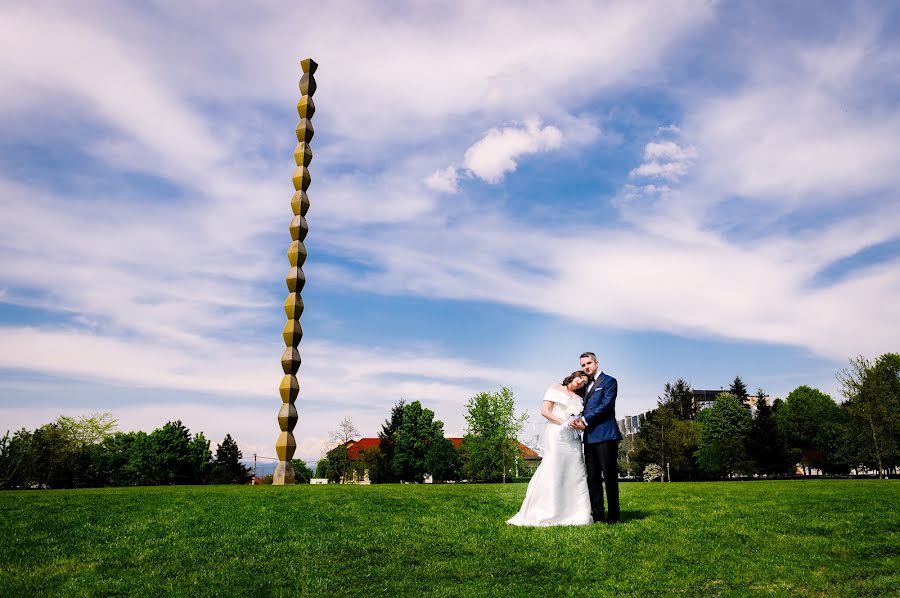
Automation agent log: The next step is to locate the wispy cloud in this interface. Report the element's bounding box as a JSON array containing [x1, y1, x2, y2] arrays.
[[315, 195, 900, 363], [685, 30, 900, 205], [424, 166, 459, 194]]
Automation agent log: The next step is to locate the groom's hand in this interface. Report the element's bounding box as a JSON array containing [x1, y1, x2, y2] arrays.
[[571, 419, 586, 431]]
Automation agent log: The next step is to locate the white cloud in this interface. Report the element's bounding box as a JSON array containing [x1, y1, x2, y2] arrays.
[[644, 141, 697, 162], [630, 140, 697, 181], [424, 166, 459, 194], [463, 119, 563, 183], [427, 114, 600, 193]]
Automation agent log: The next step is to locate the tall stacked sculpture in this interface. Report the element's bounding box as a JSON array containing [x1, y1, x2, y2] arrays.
[[274, 58, 316, 485]]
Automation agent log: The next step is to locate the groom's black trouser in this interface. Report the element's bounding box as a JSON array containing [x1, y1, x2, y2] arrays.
[[584, 441, 619, 523]]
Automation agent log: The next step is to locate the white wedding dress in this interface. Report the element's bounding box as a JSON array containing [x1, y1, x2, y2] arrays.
[[507, 386, 592, 526]]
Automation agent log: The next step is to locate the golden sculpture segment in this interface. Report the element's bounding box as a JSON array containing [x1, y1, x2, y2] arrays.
[[274, 57, 317, 485]]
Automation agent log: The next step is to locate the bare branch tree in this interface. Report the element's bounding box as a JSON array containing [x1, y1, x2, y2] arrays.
[[327, 416, 360, 449]]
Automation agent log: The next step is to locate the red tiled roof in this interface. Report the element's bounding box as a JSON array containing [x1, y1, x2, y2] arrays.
[[345, 437, 381, 460], [517, 442, 540, 460]]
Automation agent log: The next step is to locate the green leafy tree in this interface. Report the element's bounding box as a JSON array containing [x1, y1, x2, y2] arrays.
[[747, 395, 793, 476], [756, 388, 767, 406], [28, 422, 80, 488], [425, 436, 463, 482], [3, 416, 218, 489], [662, 378, 697, 420], [13, 413, 121, 489], [0, 429, 31, 489], [633, 380, 700, 480], [839, 353, 900, 478], [64, 413, 119, 487], [95, 431, 143, 486], [122, 431, 157, 485], [696, 393, 752, 478], [208, 434, 249, 484], [729, 376, 749, 406], [779, 386, 847, 474], [290, 459, 315, 483], [56, 412, 118, 445], [318, 445, 349, 483], [618, 435, 637, 478], [148, 421, 196, 485], [321, 416, 360, 483], [392, 401, 446, 483], [347, 454, 368, 483], [189, 432, 212, 483], [634, 404, 699, 481], [374, 400, 405, 483], [635, 404, 699, 481], [462, 387, 528, 482], [359, 446, 387, 483]]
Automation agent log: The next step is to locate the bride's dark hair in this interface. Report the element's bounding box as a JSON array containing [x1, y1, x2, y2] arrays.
[[561, 370, 587, 387]]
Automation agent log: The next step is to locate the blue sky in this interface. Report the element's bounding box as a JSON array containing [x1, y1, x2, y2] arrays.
[[1, 1, 899, 461]]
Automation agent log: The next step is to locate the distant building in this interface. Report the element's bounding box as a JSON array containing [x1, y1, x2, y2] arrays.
[[746, 394, 771, 413], [616, 391, 772, 439], [692, 389, 722, 411], [617, 412, 651, 439], [345, 437, 380, 462], [693, 390, 770, 412]]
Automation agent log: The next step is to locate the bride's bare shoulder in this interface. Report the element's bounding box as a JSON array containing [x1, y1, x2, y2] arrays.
[[543, 383, 566, 397]]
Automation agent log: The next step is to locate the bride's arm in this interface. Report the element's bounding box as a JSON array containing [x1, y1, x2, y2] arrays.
[[541, 400, 563, 425]]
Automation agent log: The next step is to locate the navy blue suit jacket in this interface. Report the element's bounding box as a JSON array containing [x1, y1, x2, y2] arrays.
[[582, 372, 622, 444]]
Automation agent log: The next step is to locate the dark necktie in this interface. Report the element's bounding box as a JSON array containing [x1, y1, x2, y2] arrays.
[[586, 376, 597, 396]]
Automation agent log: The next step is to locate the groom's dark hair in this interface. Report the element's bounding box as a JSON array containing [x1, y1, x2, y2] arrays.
[[580, 351, 597, 362]]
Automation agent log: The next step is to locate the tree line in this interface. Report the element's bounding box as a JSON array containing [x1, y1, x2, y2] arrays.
[[316, 388, 528, 483], [626, 353, 900, 480], [0, 413, 255, 489], [5, 353, 893, 488]]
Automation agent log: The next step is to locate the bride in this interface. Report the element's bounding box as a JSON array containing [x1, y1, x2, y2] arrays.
[[507, 370, 593, 526]]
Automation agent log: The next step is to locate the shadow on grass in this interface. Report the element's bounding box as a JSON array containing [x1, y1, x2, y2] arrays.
[[618, 510, 649, 523]]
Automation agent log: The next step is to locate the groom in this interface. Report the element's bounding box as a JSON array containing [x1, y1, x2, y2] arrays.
[[572, 351, 621, 524]]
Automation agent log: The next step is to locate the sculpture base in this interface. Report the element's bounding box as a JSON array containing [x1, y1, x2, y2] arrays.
[[273, 461, 295, 485]]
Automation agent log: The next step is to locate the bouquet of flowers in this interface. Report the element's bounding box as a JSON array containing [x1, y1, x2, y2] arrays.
[[563, 398, 583, 440]]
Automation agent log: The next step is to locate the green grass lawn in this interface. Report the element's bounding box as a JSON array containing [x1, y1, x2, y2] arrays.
[[1, 480, 898, 597]]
